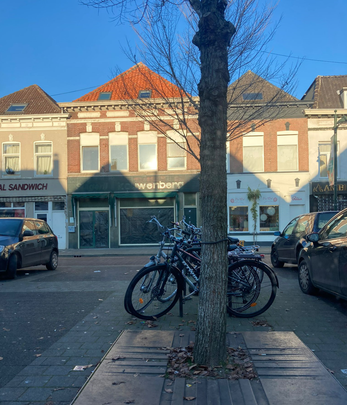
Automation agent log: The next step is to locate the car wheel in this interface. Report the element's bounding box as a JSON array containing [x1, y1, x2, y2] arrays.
[[271, 248, 284, 268], [7, 254, 18, 279], [298, 260, 318, 295], [46, 251, 58, 270]]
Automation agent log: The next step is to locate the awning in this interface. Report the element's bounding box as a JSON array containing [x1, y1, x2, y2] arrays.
[[72, 193, 110, 199], [114, 192, 177, 199]]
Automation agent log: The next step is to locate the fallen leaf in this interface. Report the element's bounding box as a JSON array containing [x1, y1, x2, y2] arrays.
[[112, 356, 126, 361], [184, 397, 196, 401], [35, 354, 42, 357], [3, 328, 10, 332], [0, 357, 3, 361], [112, 381, 125, 385], [164, 389, 173, 393], [124, 400, 135, 404]]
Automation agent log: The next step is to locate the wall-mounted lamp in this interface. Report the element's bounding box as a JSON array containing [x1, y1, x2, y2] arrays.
[[236, 180, 241, 189], [295, 178, 300, 187], [266, 179, 272, 188]]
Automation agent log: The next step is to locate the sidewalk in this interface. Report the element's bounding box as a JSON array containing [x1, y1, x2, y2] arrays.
[[71, 330, 347, 405], [59, 245, 272, 257]]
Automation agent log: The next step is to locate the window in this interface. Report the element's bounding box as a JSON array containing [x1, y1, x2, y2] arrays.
[[294, 215, 311, 236], [259, 206, 279, 231], [229, 206, 248, 232], [242, 93, 262, 101], [167, 141, 186, 170], [277, 133, 298, 171], [53, 202, 64, 210], [35, 142, 52, 176], [80, 133, 99, 172], [6, 104, 27, 112], [0, 202, 25, 218], [319, 142, 339, 178], [321, 211, 347, 240], [139, 90, 151, 99], [98, 92, 112, 100], [138, 132, 157, 171], [109, 133, 128, 171], [282, 217, 297, 237], [3, 143, 20, 176], [243, 134, 264, 172]]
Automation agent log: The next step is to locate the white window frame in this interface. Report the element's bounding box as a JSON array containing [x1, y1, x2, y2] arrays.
[[318, 141, 339, 178], [2, 142, 21, 177], [277, 132, 298, 172], [34, 141, 53, 177], [80, 133, 100, 173], [166, 130, 186, 170], [109, 132, 129, 172], [243, 132, 264, 173], [138, 132, 157, 171]]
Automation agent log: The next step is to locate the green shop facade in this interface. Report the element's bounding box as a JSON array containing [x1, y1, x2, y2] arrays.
[[67, 173, 200, 248]]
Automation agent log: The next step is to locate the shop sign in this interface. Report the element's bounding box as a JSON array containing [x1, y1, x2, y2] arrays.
[[259, 195, 278, 204], [312, 182, 347, 194], [135, 181, 184, 190], [229, 197, 247, 204], [290, 193, 304, 204], [0, 183, 48, 191]]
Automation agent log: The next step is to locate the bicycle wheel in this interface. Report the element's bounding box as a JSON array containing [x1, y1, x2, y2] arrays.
[[227, 260, 278, 318], [124, 265, 183, 320]]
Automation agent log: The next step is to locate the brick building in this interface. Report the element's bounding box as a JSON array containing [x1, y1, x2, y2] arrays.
[[226, 71, 313, 243], [60, 63, 200, 248]]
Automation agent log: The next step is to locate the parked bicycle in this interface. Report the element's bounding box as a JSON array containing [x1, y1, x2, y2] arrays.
[[124, 217, 278, 320]]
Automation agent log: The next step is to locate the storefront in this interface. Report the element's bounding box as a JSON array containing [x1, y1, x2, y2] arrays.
[[67, 173, 200, 248], [0, 180, 67, 248], [311, 181, 347, 212]]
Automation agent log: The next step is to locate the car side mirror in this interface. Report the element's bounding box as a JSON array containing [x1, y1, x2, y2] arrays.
[[22, 230, 34, 237], [273, 231, 281, 236], [307, 233, 319, 242]]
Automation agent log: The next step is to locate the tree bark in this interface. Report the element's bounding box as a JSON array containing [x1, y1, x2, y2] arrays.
[[192, 0, 235, 366]]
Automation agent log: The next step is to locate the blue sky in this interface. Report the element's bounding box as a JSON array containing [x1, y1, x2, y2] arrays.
[[1, 0, 346, 102]]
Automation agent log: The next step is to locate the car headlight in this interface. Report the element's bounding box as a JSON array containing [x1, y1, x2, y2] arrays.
[[0, 246, 5, 253]]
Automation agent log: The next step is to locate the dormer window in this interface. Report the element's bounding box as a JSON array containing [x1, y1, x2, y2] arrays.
[[6, 104, 27, 112], [139, 90, 151, 99], [242, 93, 263, 101], [98, 92, 112, 100]]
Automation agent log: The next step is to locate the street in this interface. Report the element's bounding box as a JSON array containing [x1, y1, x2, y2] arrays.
[[0, 255, 347, 404]]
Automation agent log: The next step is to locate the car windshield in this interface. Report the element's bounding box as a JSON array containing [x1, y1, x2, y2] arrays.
[[0, 219, 23, 237], [317, 212, 338, 231]]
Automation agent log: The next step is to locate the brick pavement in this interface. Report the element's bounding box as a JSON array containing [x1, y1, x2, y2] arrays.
[[0, 249, 347, 404]]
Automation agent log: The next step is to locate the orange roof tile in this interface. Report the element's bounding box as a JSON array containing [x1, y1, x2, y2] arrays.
[[74, 63, 185, 102]]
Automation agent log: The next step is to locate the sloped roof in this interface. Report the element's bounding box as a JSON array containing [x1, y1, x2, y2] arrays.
[[74, 62, 185, 102], [0, 84, 61, 115], [301, 75, 347, 108], [228, 71, 298, 104]]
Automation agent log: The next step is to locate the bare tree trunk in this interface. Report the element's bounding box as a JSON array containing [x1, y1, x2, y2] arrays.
[[192, 0, 235, 366]]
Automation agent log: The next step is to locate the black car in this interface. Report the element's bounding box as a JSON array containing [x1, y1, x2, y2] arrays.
[[0, 217, 59, 279], [298, 208, 347, 299], [270, 211, 338, 268]]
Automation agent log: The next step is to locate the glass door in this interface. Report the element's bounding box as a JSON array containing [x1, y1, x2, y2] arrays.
[[79, 210, 109, 248]]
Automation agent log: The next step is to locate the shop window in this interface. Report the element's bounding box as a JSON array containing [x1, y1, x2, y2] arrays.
[[53, 202, 64, 210], [277, 133, 298, 171], [229, 206, 248, 232], [35, 142, 53, 176], [243, 134, 264, 172], [80, 133, 99, 172], [138, 132, 157, 171], [35, 202, 48, 211], [3, 142, 20, 176], [259, 206, 279, 231], [0, 202, 25, 217], [319, 142, 339, 178], [109, 133, 128, 171]]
